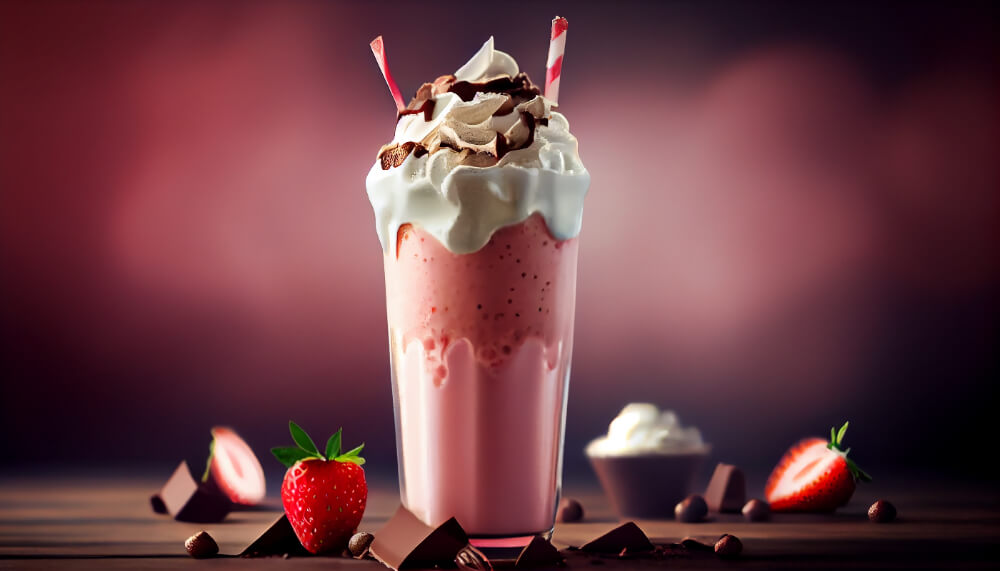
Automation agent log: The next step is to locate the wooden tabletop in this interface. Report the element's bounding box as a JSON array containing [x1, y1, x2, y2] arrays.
[[1, 474, 997, 569]]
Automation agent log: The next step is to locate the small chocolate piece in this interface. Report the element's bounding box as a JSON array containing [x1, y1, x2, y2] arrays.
[[455, 545, 491, 570], [714, 534, 742, 558], [580, 522, 654, 554], [556, 497, 584, 523], [240, 514, 310, 558], [868, 499, 897, 523], [703, 463, 746, 513], [369, 505, 469, 570], [515, 535, 564, 568], [185, 530, 219, 559], [349, 532, 375, 557], [674, 494, 708, 522], [379, 142, 428, 170], [678, 537, 713, 552], [158, 461, 231, 523], [742, 499, 771, 521], [150, 494, 167, 514]]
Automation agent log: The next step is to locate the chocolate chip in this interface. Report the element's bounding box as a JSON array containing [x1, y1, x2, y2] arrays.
[[674, 494, 708, 522], [868, 499, 897, 523], [185, 530, 219, 559], [742, 499, 771, 521], [714, 534, 742, 558], [349, 532, 374, 557], [557, 497, 584, 522]]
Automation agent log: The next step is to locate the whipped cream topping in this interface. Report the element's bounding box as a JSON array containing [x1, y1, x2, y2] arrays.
[[366, 37, 590, 255], [586, 404, 708, 457]]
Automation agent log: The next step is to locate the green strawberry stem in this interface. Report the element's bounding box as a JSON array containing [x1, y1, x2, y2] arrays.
[[271, 421, 365, 468], [826, 421, 872, 483]]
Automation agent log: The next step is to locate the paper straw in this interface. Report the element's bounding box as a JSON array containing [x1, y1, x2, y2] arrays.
[[545, 17, 569, 104], [370, 36, 406, 111]]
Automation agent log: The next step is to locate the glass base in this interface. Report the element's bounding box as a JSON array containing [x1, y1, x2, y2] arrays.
[[467, 530, 554, 564]]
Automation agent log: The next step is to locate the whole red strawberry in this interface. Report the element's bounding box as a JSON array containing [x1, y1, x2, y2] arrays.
[[271, 422, 367, 554], [765, 421, 871, 512]]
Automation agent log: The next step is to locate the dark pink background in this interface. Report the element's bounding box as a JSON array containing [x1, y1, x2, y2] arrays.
[[1, 1, 996, 486]]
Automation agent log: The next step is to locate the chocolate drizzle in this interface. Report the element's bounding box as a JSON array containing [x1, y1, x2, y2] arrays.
[[447, 73, 541, 107]]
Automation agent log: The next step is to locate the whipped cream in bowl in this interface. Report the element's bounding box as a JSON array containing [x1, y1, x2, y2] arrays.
[[587, 404, 711, 519], [587, 403, 711, 457]]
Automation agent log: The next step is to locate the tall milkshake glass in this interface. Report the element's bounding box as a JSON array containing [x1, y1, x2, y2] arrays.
[[366, 37, 589, 545]]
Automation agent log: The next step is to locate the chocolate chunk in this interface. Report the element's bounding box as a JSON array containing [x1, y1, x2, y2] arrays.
[[580, 522, 654, 554], [158, 461, 231, 523], [742, 499, 771, 521], [674, 494, 708, 522], [704, 463, 746, 513], [714, 534, 742, 558], [515, 536, 564, 568], [398, 98, 435, 122], [556, 497, 584, 523], [369, 505, 469, 570], [868, 499, 897, 523], [150, 494, 167, 514], [379, 142, 427, 170], [349, 532, 375, 557], [185, 530, 219, 559], [240, 514, 310, 558]]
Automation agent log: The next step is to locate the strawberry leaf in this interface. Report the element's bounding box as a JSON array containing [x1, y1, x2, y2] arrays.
[[201, 438, 215, 482], [289, 421, 319, 455], [325, 429, 342, 460], [335, 443, 366, 465], [830, 426, 837, 445], [271, 446, 314, 468], [836, 421, 849, 446]]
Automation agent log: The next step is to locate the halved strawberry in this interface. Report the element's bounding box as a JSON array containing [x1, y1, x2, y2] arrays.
[[203, 426, 266, 506], [765, 421, 871, 512]]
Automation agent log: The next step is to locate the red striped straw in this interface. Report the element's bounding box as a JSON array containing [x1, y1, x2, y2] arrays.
[[544, 16, 569, 105], [370, 36, 406, 112]]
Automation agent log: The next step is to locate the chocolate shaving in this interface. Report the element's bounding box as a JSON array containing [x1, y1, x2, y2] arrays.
[[398, 98, 435, 122], [379, 141, 428, 170]]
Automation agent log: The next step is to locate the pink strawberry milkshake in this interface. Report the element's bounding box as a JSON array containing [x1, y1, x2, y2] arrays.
[[366, 38, 589, 541]]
